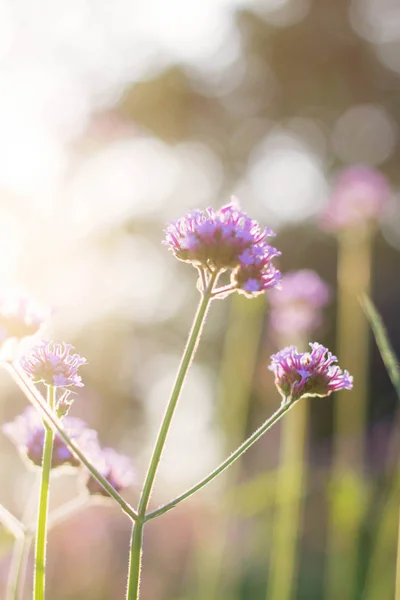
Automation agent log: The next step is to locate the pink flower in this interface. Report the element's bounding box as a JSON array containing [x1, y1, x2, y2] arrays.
[[269, 270, 330, 338], [164, 200, 281, 296], [269, 343, 353, 402], [321, 166, 391, 230]]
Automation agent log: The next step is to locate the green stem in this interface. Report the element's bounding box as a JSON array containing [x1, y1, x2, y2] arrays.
[[326, 229, 372, 600], [146, 399, 295, 522], [127, 521, 144, 600], [34, 385, 56, 600], [5, 363, 138, 522], [126, 273, 218, 600]]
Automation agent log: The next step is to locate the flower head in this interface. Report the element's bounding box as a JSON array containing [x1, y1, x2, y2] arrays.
[[20, 341, 87, 387], [321, 166, 391, 231], [269, 270, 330, 338], [0, 295, 46, 345], [164, 200, 281, 297], [86, 447, 136, 497], [2, 407, 99, 469], [269, 342, 353, 402]]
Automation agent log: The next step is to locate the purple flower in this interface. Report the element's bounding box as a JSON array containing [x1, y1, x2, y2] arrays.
[[2, 407, 99, 469], [86, 447, 136, 497], [20, 341, 87, 387], [233, 242, 282, 296], [0, 295, 46, 345], [164, 200, 281, 297], [268, 270, 330, 337], [269, 342, 353, 402], [321, 166, 391, 231]]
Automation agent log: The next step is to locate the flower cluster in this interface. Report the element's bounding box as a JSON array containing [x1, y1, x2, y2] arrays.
[[269, 342, 353, 402], [268, 270, 330, 339], [86, 447, 136, 497], [0, 295, 46, 346], [20, 342, 87, 387], [164, 200, 281, 296], [321, 166, 390, 231], [2, 407, 99, 470]]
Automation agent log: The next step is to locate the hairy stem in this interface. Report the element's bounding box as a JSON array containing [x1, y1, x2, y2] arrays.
[[126, 273, 217, 600], [146, 398, 295, 522], [33, 385, 56, 600]]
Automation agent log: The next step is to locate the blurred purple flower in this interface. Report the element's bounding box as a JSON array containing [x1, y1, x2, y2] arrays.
[[0, 295, 46, 345], [269, 270, 330, 338], [164, 199, 281, 296], [321, 166, 391, 231], [269, 342, 353, 402], [20, 341, 87, 387], [2, 406, 99, 469], [86, 447, 136, 497]]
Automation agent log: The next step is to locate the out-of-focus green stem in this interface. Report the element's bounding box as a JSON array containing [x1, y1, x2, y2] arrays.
[[6, 496, 91, 600], [268, 397, 308, 600], [326, 228, 373, 600], [194, 293, 266, 600], [363, 480, 399, 600], [6, 534, 33, 600], [2, 505, 27, 600], [126, 272, 218, 600], [33, 385, 56, 600], [362, 296, 400, 598], [396, 505, 400, 600], [5, 479, 40, 600]]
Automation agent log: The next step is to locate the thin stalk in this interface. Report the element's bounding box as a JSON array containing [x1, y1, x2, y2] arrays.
[[126, 272, 218, 600], [146, 399, 296, 522], [5, 363, 138, 522], [34, 385, 56, 600], [6, 534, 33, 600], [325, 228, 373, 600]]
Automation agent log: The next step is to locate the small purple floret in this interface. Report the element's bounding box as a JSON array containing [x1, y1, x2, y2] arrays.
[[269, 342, 353, 402], [20, 341, 87, 387], [86, 447, 136, 497], [2, 407, 98, 469], [164, 199, 281, 297]]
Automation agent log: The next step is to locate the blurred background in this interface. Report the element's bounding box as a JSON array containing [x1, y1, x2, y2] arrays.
[[0, 0, 399, 598]]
